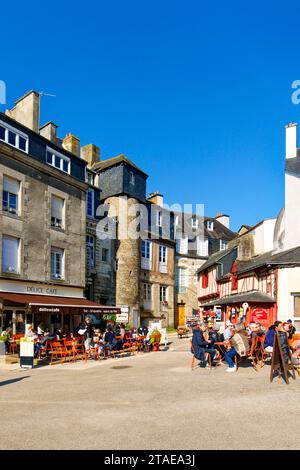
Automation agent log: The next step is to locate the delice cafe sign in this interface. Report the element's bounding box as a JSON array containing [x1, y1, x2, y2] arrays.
[[0, 279, 83, 298]]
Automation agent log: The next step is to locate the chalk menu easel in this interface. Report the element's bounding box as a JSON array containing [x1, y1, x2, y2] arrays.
[[270, 332, 296, 384]]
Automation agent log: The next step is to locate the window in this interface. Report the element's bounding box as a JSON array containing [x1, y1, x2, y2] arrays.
[[293, 295, 300, 332], [0, 120, 28, 153], [207, 221, 214, 231], [130, 171, 135, 185], [202, 272, 208, 289], [143, 283, 152, 300], [141, 240, 152, 270], [176, 236, 188, 254], [177, 267, 187, 293], [196, 237, 208, 256], [46, 147, 70, 174], [159, 245, 167, 273], [220, 240, 228, 251], [142, 240, 151, 259], [86, 189, 94, 218], [2, 236, 20, 274], [3, 176, 20, 215], [51, 248, 64, 279], [51, 196, 64, 229], [86, 236, 95, 267], [156, 211, 162, 227], [115, 259, 119, 271], [192, 217, 198, 229], [160, 286, 167, 303], [159, 245, 167, 264], [102, 248, 109, 262], [87, 172, 95, 186]]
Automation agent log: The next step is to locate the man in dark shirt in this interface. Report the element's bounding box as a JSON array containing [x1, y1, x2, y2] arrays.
[[192, 323, 216, 368]]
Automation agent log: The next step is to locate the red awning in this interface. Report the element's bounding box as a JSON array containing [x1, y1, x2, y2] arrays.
[[0, 293, 120, 315]]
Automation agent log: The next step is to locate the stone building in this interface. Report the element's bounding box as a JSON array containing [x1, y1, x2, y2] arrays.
[[0, 91, 118, 334], [175, 211, 237, 327]]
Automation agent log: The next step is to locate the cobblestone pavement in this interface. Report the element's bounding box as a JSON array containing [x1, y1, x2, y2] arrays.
[[0, 336, 299, 450]]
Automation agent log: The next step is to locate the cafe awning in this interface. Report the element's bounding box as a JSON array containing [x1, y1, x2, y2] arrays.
[[199, 291, 275, 307], [0, 292, 121, 315]]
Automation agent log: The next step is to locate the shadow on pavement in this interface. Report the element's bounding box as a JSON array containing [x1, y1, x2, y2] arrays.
[[0, 376, 30, 387]]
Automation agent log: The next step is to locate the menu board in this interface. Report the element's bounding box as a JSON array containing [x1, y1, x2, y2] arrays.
[[270, 332, 296, 384]]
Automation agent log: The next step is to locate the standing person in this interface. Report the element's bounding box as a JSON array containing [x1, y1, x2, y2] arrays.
[[119, 324, 126, 339], [78, 316, 94, 352], [191, 323, 216, 368]]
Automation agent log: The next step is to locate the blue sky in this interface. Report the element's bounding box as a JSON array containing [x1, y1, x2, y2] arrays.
[[1, 0, 300, 231]]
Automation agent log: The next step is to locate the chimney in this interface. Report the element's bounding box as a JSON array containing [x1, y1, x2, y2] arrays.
[[285, 123, 297, 159], [81, 144, 100, 168], [5, 90, 40, 132], [39, 121, 58, 144], [148, 191, 164, 207], [215, 213, 230, 229], [62, 133, 80, 157]]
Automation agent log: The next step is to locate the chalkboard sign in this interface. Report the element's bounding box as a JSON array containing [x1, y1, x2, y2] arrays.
[[270, 332, 296, 384]]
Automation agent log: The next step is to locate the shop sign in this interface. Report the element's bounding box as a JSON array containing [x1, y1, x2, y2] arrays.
[[252, 308, 268, 322], [116, 313, 129, 323]]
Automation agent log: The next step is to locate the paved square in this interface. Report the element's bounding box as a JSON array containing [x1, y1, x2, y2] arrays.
[[0, 336, 299, 450]]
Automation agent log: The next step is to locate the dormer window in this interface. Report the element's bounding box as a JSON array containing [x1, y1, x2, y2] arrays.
[[46, 147, 70, 174], [0, 120, 28, 153], [87, 172, 95, 186], [192, 217, 198, 229], [157, 211, 162, 227], [207, 221, 214, 231], [130, 171, 135, 186], [220, 240, 228, 251]]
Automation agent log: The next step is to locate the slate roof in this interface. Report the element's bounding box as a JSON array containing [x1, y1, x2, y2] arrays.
[[200, 290, 275, 307], [197, 245, 300, 275], [92, 154, 148, 177], [174, 212, 237, 241]]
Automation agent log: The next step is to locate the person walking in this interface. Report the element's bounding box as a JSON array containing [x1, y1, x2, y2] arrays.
[[78, 316, 94, 352]]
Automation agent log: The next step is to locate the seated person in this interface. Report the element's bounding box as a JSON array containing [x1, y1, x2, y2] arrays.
[[263, 321, 283, 353], [291, 339, 300, 366], [147, 328, 162, 351], [224, 322, 235, 341], [225, 324, 249, 372], [103, 326, 123, 351], [191, 323, 216, 368], [36, 329, 55, 357]]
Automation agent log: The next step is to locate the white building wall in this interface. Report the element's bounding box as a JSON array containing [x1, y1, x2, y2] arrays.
[[253, 219, 276, 255], [277, 267, 300, 323], [284, 173, 300, 251]]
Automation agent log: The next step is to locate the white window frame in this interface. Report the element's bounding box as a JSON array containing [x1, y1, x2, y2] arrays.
[[141, 240, 152, 270], [207, 221, 214, 231], [196, 237, 208, 256], [2, 236, 20, 274], [220, 240, 228, 251], [86, 188, 95, 218], [51, 247, 64, 280], [176, 236, 188, 255], [51, 196, 64, 229], [291, 294, 300, 332], [143, 283, 152, 301], [160, 286, 167, 303], [192, 217, 198, 229], [177, 267, 187, 294], [159, 245, 167, 273], [0, 120, 29, 153], [156, 211, 162, 227], [2, 176, 20, 216], [46, 146, 71, 174]]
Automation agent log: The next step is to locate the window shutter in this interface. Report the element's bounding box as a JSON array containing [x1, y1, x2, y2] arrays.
[[3, 177, 19, 194]]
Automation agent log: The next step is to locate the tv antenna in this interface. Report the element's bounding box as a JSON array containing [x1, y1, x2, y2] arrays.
[[38, 91, 56, 98]]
